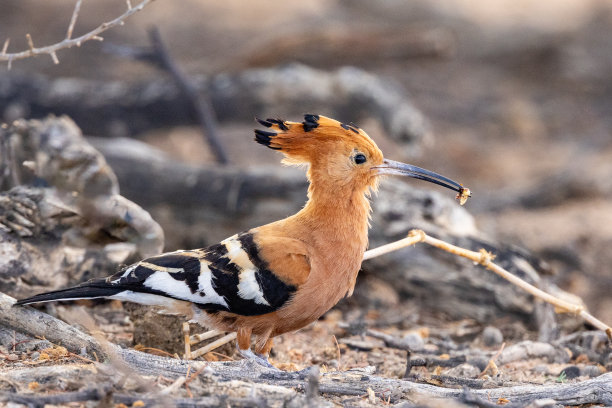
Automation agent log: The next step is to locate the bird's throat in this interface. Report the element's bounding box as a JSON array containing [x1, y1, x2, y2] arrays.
[[298, 185, 372, 258]]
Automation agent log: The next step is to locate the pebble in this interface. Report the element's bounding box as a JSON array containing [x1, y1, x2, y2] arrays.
[[30, 352, 40, 360], [15, 339, 52, 353], [559, 365, 581, 379], [532, 365, 550, 374], [327, 359, 339, 369], [482, 326, 503, 347], [402, 333, 424, 350], [6, 353, 19, 361], [444, 363, 481, 378], [467, 357, 489, 372], [580, 365, 601, 378]]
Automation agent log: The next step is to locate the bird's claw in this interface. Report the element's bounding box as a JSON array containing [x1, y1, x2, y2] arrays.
[[238, 348, 279, 370]]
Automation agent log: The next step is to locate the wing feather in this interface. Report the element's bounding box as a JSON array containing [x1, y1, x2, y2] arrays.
[[17, 231, 311, 317]]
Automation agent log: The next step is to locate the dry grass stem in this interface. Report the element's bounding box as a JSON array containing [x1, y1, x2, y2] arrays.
[[479, 342, 505, 378], [364, 229, 612, 339], [0, 0, 153, 68], [362, 234, 423, 260], [190, 332, 237, 359]]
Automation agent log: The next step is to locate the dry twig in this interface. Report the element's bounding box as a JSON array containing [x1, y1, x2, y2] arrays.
[[363, 229, 612, 340], [0, 0, 154, 69], [148, 27, 229, 165]]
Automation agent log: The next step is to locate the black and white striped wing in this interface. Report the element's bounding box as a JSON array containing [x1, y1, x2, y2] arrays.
[[106, 232, 299, 316]]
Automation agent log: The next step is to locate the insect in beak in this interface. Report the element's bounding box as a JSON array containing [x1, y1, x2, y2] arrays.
[[374, 159, 472, 205]]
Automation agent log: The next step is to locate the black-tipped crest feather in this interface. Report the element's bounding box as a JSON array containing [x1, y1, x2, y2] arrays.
[[302, 114, 319, 132], [254, 129, 281, 150]]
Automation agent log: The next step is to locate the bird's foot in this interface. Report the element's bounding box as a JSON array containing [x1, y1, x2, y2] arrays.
[[238, 347, 279, 370]]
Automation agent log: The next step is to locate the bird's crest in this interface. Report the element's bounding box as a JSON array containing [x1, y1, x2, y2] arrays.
[[255, 114, 380, 165]]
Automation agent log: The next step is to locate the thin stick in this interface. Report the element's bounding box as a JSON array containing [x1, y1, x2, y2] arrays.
[[148, 27, 229, 165], [0, 0, 153, 66], [363, 234, 423, 260], [190, 332, 237, 359], [2, 38, 10, 55], [25, 34, 34, 51], [190, 329, 223, 344], [66, 0, 84, 40], [363, 229, 612, 340], [478, 342, 505, 378]]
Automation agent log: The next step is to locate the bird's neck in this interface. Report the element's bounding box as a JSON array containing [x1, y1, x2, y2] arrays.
[[297, 181, 372, 255]]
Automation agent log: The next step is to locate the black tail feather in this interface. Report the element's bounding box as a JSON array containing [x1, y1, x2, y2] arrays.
[[14, 280, 122, 306]]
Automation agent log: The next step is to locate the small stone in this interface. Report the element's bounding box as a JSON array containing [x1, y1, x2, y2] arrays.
[[402, 333, 424, 350], [467, 357, 489, 372], [30, 352, 40, 360], [16, 339, 51, 353], [482, 326, 503, 347], [444, 363, 481, 378], [580, 365, 601, 378], [327, 359, 339, 369], [6, 353, 19, 361], [532, 365, 550, 374], [559, 365, 581, 379]]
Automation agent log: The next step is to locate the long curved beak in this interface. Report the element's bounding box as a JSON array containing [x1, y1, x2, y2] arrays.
[[374, 159, 471, 204]]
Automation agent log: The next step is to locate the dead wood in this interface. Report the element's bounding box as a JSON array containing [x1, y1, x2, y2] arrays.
[[0, 64, 431, 153], [0, 292, 102, 356], [218, 25, 455, 71], [147, 27, 229, 165], [0, 117, 164, 298], [2, 291, 611, 407]]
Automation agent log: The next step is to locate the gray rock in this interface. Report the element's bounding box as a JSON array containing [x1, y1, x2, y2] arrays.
[[482, 326, 504, 347]]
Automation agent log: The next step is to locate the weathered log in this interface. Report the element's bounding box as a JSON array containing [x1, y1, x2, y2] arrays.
[[2, 298, 611, 407], [0, 64, 431, 153], [0, 117, 164, 298], [0, 292, 102, 356]]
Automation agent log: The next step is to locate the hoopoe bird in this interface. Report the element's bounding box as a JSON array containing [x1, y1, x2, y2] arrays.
[[15, 115, 470, 368]]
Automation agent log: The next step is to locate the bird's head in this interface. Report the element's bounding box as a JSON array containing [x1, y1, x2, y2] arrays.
[[255, 114, 470, 204]]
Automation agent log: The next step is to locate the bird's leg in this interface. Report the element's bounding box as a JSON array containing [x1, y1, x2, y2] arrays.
[[236, 328, 278, 370], [182, 322, 236, 360], [255, 337, 274, 361]]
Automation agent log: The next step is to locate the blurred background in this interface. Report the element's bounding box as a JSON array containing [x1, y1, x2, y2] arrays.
[[2, 0, 612, 322]]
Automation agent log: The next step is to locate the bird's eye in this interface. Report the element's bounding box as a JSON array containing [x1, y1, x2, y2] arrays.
[[354, 153, 367, 165]]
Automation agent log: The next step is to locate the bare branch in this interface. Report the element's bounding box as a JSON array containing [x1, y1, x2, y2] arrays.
[[364, 229, 612, 340], [50, 51, 59, 64], [25, 34, 34, 51], [0, 0, 154, 68], [1, 38, 9, 55], [66, 0, 84, 40], [148, 27, 230, 165]]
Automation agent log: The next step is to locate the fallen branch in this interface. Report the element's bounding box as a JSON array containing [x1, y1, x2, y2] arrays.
[[0, 64, 430, 151], [2, 291, 612, 406], [0, 292, 103, 356], [0, 0, 154, 69], [148, 27, 229, 165], [364, 229, 612, 340]]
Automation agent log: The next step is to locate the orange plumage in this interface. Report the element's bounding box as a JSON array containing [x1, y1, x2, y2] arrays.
[[16, 114, 468, 367]]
